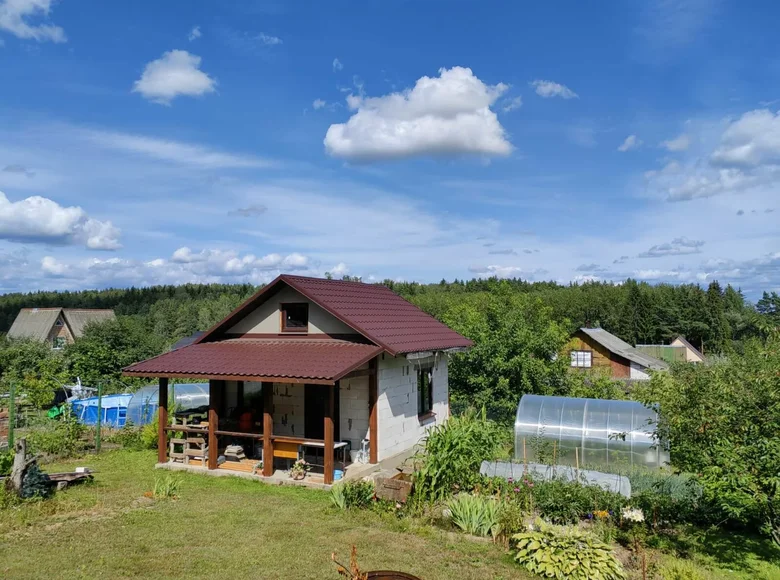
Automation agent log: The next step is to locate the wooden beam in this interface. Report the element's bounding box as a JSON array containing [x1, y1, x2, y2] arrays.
[[207, 380, 221, 470], [237, 380, 245, 409], [262, 381, 274, 477], [368, 356, 378, 464], [157, 378, 168, 464], [324, 383, 335, 485]]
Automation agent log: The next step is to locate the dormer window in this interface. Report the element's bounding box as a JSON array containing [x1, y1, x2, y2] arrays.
[[281, 303, 308, 332]]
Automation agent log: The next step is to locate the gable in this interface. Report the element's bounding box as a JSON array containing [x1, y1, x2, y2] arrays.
[[7, 308, 62, 341], [226, 285, 357, 336]]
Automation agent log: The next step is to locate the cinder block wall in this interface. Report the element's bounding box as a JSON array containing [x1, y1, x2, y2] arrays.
[[376, 354, 449, 461], [339, 374, 369, 452]]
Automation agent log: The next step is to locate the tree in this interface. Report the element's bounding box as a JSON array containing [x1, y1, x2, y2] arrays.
[[0, 338, 68, 407]]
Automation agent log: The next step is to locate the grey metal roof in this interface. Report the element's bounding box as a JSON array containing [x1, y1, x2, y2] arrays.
[[7, 308, 115, 341], [7, 308, 63, 341], [63, 309, 115, 336], [579, 328, 669, 371]]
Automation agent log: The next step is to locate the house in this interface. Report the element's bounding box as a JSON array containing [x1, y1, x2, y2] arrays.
[[122, 274, 472, 485], [636, 336, 706, 365], [566, 328, 668, 380], [7, 308, 116, 349]]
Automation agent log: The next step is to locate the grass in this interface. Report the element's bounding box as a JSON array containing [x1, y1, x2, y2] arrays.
[[1, 450, 778, 580], [0, 450, 523, 580]]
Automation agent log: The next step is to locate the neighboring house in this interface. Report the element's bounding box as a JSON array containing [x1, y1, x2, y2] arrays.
[[123, 274, 472, 484], [636, 336, 706, 365], [566, 328, 668, 380], [7, 308, 116, 350]]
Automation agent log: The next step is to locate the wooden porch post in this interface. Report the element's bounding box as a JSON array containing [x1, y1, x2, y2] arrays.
[[157, 377, 168, 464], [324, 382, 335, 484], [262, 382, 274, 477], [207, 380, 220, 470], [368, 356, 378, 464]]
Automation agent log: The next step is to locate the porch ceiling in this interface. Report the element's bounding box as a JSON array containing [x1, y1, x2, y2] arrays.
[[122, 338, 382, 384]]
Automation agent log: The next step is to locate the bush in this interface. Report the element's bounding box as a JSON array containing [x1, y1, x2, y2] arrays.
[[0, 449, 13, 477], [106, 422, 144, 450], [413, 408, 510, 502], [532, 478, 626, 525], [447, 493, 500, 537], [26, 411, 85, 457], [496, 499, 528, 540], [627, 470, 709, 527], [512, 523, 625, 580], [20, 464, 53, 499], [140, 411, 160, 450], [656, 560, 708, 580], [330, 480, 375, 510]]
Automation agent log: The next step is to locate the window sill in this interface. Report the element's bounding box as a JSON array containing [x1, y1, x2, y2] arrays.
[[417, 411, 437, 424]]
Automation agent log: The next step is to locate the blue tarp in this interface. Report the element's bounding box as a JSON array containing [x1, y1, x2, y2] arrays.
[[71, 394, 133, 428]]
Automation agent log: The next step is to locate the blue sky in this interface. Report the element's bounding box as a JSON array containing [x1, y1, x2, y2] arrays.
[[0, 0, 778, 298]]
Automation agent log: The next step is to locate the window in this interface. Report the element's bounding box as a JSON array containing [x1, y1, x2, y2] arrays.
[[281, 303, 309, 332], [570, 350, 592, 368], [417, 365, 434, 418], [53, 336, 66, 350], [54, 318, 63, 327]]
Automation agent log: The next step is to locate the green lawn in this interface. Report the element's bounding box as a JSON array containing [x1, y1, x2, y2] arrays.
[[0, 450, 525, 580], [2, 450, 779, 580]]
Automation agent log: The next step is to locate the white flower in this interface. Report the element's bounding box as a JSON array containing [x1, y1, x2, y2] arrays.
[[621, 507, 645, 523]]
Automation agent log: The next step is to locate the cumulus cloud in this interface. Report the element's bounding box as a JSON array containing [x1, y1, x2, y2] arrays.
[[530, 80, 578, 99], [660, 133, 691, 151], [711, 109, 780, 168], [188, 25, 201, 41], [501, 96, 523, 113], [133, 50, 216, 105], [41, 255, 66, 276], [0, 0, 66, 43], [332, 58, 343, 72], [618, 134, 642, 152], [638, 237, 704, 258], [328, 262, 349, 277], [468, 264, 548, 279], [0, 190, 121, 250], [324, 66, 512, 161], [313, 98, 327, 110]]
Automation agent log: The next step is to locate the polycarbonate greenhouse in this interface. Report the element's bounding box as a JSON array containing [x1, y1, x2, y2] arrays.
[[514, 394, 669, 469], [125, 383, 209, 426]]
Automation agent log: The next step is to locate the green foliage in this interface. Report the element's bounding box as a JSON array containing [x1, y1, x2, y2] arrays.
[[140, 411, 160, 450], [26, 410, 86, 457], [412, 408, 510, 502], [512, 523, 626, 580], [530, 478, 626, 525], [634, 333, 780, 544], [0, 338, 68, 408], [106, 423, 144, 450], [0, 450, 13, 477], [65, 316, 166, 391], [20, 464, 52, 500], [447, 493, 500, 537], [330, 480, 375, 510], [565, 373, 627, 401], [656, 560, 709, 580], [152, 475, 182, 499], [627, 470, 708, 527], [496, 498, 528, 539]]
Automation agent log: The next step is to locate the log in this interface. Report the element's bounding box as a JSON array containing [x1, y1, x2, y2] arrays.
[[8, 438, 37, 496]]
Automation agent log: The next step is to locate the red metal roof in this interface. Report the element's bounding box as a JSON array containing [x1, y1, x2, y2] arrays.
[[123, 339, 382, 383], [198, 275, 473, 355]]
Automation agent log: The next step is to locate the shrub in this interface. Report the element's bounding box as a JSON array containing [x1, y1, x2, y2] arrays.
[[447, 493, 500, 538], [496, 499, 528, 541], [628, 470, 709, 527], [20, 464, 53, 499], [152, 475, 181, 499], [106, 422, 144, 450], [26, 411, 85, 457], [330, 480, 375, 510], [532, 478, 626, 525], [512, 523, 626, 580], [656, 560, 708, 580], [0, 449, 13, 477], [413, 408, 510, 502], [140, 411, 160, 450]]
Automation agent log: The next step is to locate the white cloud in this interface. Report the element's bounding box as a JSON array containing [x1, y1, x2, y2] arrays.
[[313, 98, 327, 110], [41, 255, 65, 275], [83, 128, 274, 169], [502, 96, 523, 113], [132, 50, 216, 105], [618, 134, 642, 152], [329, 262, 349, 277], [0, 190, 121, 250], [530, 80, 578, 99], [188, 25, 201, 41], [468, 264, 548, 279], [257, 32, 282, 46], [638, 237, 704, 258], [660, 133, 691, 151], [324, 66, 512, 161], [711, 109, 780, 168], [332, 58, 343, 72], [0, 0, 65, 43]]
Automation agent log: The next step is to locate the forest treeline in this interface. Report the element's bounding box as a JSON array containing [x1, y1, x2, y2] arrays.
[[1, 278, 779, 354]]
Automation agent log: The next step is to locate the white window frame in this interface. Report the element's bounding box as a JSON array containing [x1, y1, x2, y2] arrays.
[[570, 350, 592, 368]]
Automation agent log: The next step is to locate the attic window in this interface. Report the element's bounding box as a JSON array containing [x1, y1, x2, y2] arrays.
[[281, 303, 308, 332], [55, 318, 64, 327]]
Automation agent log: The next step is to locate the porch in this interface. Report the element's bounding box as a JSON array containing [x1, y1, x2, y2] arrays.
[[123, 338, 383, 485]]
